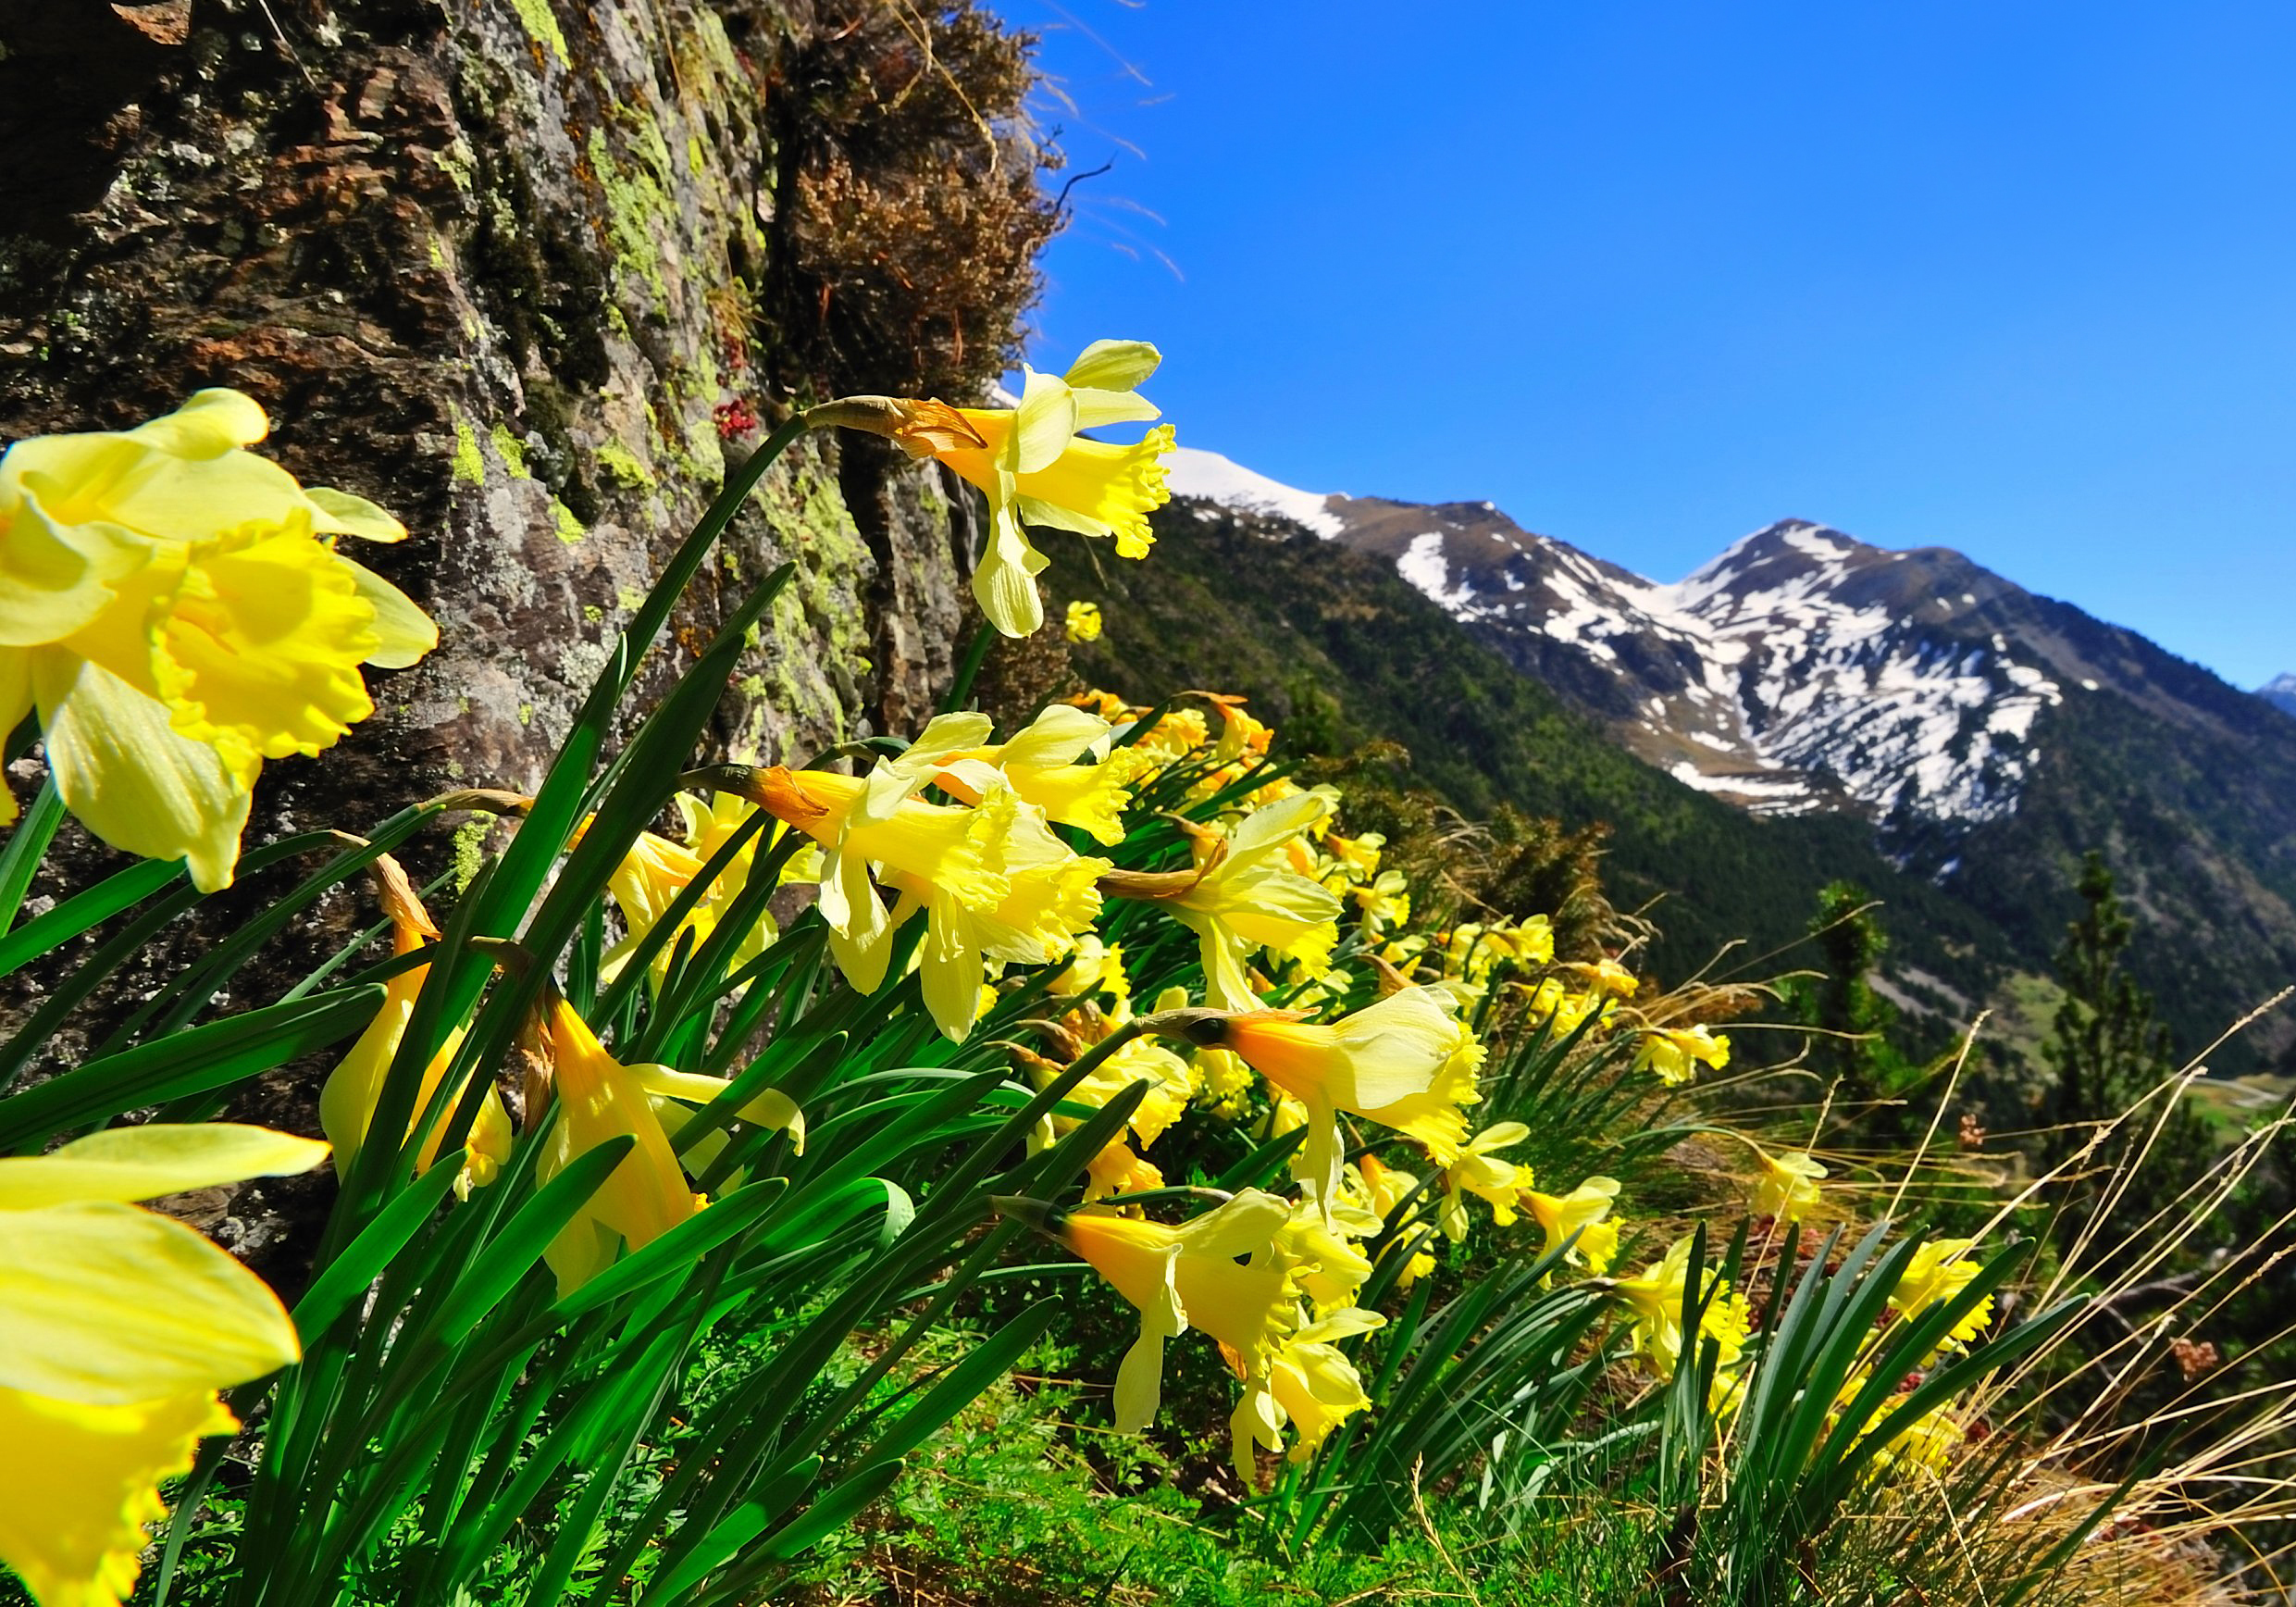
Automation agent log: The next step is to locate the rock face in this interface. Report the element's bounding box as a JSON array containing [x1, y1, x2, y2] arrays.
[[0, 0, 999, 880]]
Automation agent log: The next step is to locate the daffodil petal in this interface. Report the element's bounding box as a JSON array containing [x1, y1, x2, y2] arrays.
[[38, 653, 254, 893], [1009, 370, 1079, 476], [331, 554, 436, 668], [1061, 339, 1161, 392], [0, 1202, 299, 1404], [0, 1385, 238, 1607], [0, 496, 150, 649], [0, 1124, 329, 1210], [130, 388, 269, 455], [304, 485, 408, 542], [974, 497, 1048, 638], [1069, 388, 1160, 430]]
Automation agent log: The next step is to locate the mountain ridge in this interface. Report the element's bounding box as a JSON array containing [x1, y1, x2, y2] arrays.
[[1152, 449, 2296, 1075]]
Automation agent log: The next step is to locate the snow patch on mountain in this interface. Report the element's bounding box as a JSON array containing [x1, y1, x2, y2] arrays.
[[1166, 447, 1345, 539], [2262, 674, 2296, 718]]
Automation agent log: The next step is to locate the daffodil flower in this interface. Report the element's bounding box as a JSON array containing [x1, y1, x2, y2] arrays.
[[0, 1122, 327, 1607], [1104, 791, 1342, 1012], [1438, 1121, 1532, 1241], [1274, 1197, 1378, 1314], [1636, 1024, 1731, 1087], [1017, 1028, 1195, 1202], [1751, 1147, 1827, 1224], [1887, 1239, 1993, 1351], [319, 866, 512, 1200], [1048, 934, 1130, 1005], [533, 1000, 802, 1295], [1171, 987, 1483, 1211], [0, 390, 436, 890], [811, 342, 1174, 636], [1260, 1309, 1383, 1464], [1562, 957, 1640, 998], [1613, 1236, 1753, 1379], [586, 793, 787, 986], [738, 762, 1006, 995], [925, 704, 1151, 847], [1005, 1190, 1294, 1439], [1525, 1175, 1622, 1273], [1064, 599, 1103, 642], [1354, 1153, 1438, 1285]]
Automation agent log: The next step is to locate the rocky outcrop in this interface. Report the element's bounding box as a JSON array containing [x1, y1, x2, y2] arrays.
[[0, 0, 1033, 881]]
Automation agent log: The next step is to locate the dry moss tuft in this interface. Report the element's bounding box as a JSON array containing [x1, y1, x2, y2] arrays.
[[757, 0, 1060, 403]]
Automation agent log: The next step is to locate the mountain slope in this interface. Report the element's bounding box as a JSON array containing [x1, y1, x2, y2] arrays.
[[2264, 675, 2296, 719], [1124, 453, 2296, 1074], [1049, 500, 2017, 1041]]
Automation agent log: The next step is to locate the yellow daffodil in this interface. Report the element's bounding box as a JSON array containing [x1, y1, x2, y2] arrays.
[[1190, 1046, 1256, 1119], [1064, 600, 1103, 642], [1355, 1153, 1438, 1285], [1525, 1176, 1621, 1273], [1007, 1190, 1293, 1439], [1438, 1122, 1532, 1241], [319, 867, 511, 1200], [1887, 1240, 1993, 1350], [929, 704, 1151, 846], [0, 390, 436, 890], [531, 1001, 805, 1295], [1614, 1236, 1753, 1379], [0, 1122, 327, 1607], [587, 794, 785, 986], [1275, 1197, 1379, 1314], [1576, 1216, 1622, 1277], [740, 754, 1106, 1040], [1049, 935, 1131, 1005], [1520, 978, 1609, 1037], [535, 1000, 701, 1296], [813, 343, 1174, 636], [1178, 987, 1483, 1209], [1322, 829, 1384, 882], [1020, 1028, 1195, 1202], [1206, 695, 1273, 765], [1636, 1024, 1731, 1087], [738, 763, 1002, 987], [1563, 957, 1639, 999], [1261, 1311, 1382, 1462], [1352, 870, 1412, 937], [1859, 1399, 1962, 1480], [1441, 917, 1555, 984], [1107, 791, 1341, 1011], [1752, 1147, 1828, 1224]]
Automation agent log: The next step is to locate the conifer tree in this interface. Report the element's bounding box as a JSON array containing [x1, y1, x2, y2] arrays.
[[1804, 881, 1905, 1138], [2040, 851, 2215, 1250]]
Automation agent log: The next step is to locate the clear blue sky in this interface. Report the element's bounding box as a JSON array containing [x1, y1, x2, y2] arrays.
[[1011, 1, 2294, 690]]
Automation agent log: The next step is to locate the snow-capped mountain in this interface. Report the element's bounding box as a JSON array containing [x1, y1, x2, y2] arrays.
[[2263, 674, 2296, 719], [1169, 450, 2273, 859], [1098, 452, 2296, 1073]]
